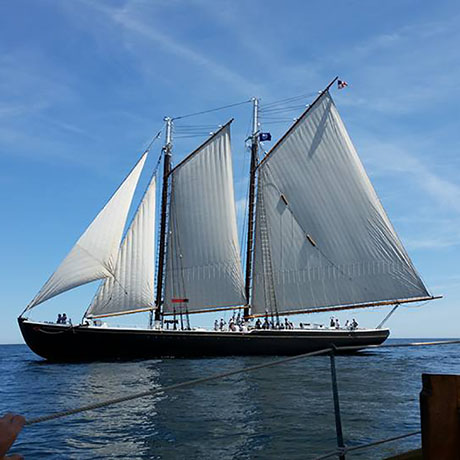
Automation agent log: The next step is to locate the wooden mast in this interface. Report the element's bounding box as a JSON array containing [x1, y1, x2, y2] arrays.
[[243, 98, 259, 319], [152, 116, 173, 326]]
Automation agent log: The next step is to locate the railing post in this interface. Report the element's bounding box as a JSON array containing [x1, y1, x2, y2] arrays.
[[420, 373, 460, 459], [330, 348, 346, 460]]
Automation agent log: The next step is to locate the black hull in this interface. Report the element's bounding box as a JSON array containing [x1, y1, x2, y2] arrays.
[[18, 318, 390, 362]]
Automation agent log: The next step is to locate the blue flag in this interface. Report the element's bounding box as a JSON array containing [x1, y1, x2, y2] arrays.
[[259, 132, 272, 142]]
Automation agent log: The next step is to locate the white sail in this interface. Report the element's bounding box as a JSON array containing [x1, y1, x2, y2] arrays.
[[163, 123, 246, 314], [86, 175, 156, 318], [252, 91, 429, 316], [26, 153, 148, 311]]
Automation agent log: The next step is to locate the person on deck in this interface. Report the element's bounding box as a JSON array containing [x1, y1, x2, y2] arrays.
[[255, 318, 262, 329], [335, 318, 340, 329], [214, 320, 219, 331], [219, 319, 226, 331], [351, 318, 358, 330], [56, 314, 62, 324], [0, 412, 25, 459], [61, 313, 67, 324], [330, 317, 335, 328]]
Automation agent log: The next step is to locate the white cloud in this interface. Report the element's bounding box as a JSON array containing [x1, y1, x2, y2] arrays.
[[366, 141, 460, 214], [73, 0, 260, 96], [359, 136, 460, 250], [332, 16, 460, 114]]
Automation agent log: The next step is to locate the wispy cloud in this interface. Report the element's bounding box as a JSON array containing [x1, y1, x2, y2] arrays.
[[74, 0, 260, 96], [366, 141, 460, 214], [361, 136, 460, 250], [39, 116, 88, 137], [0, 49, 90, 158], [333, 16, 460, 114], [0, 102, 46, 118], [431, 275, 460, 292]]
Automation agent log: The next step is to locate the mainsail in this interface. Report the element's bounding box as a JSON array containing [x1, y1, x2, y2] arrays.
[[86, 175, 156, 318], [25, 153, 148, 311], [251, 91, 429, 316], [163, 122, 246, 314]]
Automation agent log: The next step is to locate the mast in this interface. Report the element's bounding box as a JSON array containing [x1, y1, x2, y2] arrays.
[[153, 116, 173, 326], [243, 97, 259, 319]]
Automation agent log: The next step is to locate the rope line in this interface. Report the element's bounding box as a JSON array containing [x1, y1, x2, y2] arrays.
[[260, 104, 309, 114], [172, 100, 251, 121], [144, 130, 162, 154], [174, 134, 214, 139], [24, 339, 460, 427], [261, 91, 317, 109], [313, 430, 421, 460]]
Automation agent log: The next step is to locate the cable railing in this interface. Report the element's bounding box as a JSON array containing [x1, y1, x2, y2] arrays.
[[23, 339, 460, 458]]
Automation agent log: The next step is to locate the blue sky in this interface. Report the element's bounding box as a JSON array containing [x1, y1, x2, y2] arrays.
[[1, 0, 460, 343]]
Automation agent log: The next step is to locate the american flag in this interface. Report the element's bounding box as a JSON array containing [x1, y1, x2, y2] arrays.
[[337, 80, 348, 90]]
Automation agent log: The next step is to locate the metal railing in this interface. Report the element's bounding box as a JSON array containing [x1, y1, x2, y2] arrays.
[[23, 339, 460, 458], [312, 339, 460, 458]]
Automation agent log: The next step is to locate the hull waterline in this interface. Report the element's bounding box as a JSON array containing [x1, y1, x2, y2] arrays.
[[18, 318, 389, 362]]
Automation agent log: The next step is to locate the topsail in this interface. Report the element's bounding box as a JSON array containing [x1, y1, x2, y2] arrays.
[[163, 122, 246, 314], [26, 153, 148, 311], [251, 91, 429, 316]]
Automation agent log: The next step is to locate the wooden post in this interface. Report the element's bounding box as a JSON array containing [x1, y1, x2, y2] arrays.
[[420, 374, 460, 459]]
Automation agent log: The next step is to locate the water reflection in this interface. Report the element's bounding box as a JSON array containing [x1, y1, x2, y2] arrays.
[[1, 341, 459, 459]]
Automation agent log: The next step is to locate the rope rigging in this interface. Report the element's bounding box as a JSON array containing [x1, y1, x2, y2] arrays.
[[260, 103, 309, 114], [260, 91, 317, 109], [144, 129, 163, 156], [313, 430, 421, 460], [172, 99, 252, 121], [173, 121, 228, 139]]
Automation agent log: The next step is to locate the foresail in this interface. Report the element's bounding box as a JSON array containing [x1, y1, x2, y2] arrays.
[[26, 153, 148, 311], [251, 91, 429, 316], [163, 123, 246, 314], [86, 176, 156, 318]]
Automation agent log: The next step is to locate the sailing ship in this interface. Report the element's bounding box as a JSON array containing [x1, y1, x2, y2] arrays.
[[18, 78, 439, 361]]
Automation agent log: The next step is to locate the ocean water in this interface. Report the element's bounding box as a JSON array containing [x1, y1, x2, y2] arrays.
[[1, 340, 459, 459]]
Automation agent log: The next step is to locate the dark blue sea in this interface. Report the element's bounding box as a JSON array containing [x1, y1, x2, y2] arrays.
[[1, 340, 459, 459]]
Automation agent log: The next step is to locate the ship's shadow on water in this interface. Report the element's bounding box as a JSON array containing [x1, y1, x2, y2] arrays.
[[2, 341, 459, 459]]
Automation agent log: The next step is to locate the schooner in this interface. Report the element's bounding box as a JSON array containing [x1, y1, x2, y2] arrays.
[[18, 78, 439, 361]]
